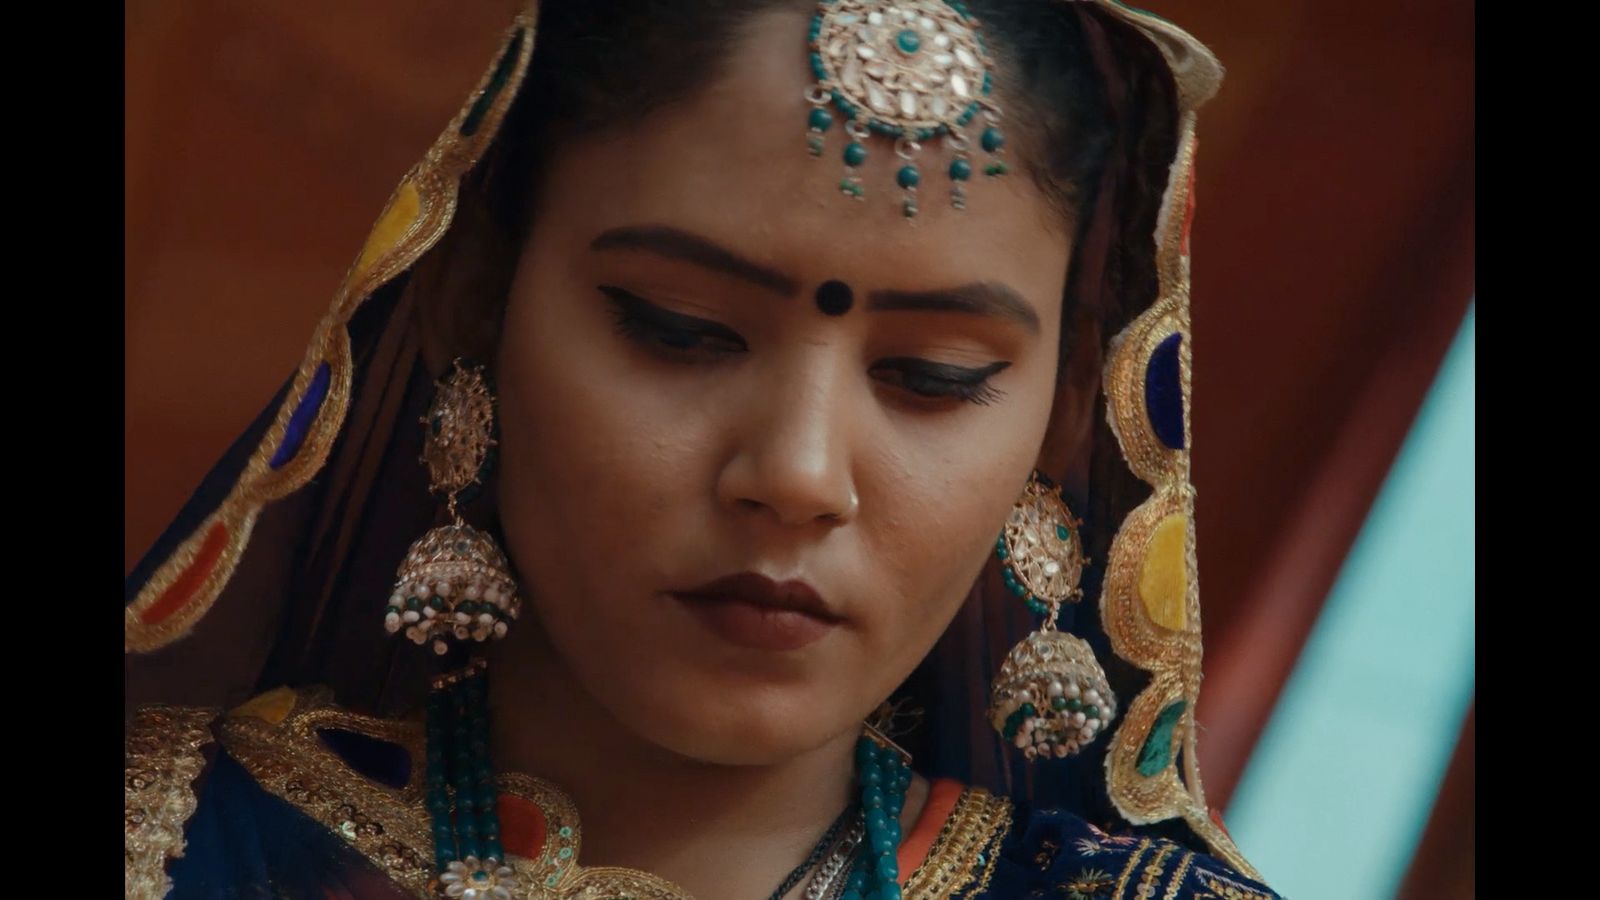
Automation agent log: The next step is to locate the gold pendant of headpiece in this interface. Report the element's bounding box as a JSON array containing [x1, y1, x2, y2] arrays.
[[803, 0, 1009, 219]]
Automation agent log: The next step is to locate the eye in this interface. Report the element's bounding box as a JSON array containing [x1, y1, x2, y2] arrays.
[[869, 357, 1010, 406], [599, 286, 747, 359]]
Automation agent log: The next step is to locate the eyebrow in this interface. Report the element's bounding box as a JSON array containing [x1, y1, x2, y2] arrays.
[[590, 225, 800, 297], [866, 282, 1041, 334]]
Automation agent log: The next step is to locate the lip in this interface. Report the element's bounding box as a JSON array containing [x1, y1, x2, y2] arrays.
[[671, 572, 842, 652]]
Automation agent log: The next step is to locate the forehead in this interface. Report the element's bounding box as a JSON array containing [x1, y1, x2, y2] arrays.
[[529, 7, 1071, 303]]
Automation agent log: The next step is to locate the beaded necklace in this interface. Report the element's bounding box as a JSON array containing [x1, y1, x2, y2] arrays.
[[768, 803, 856, 900], [424, 661, 913, 900], [840, 734, 912, 900], [427, 660, 513, 897]]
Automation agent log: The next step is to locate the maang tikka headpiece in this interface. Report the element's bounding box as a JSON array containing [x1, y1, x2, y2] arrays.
[[804, 0, 1007, 219]]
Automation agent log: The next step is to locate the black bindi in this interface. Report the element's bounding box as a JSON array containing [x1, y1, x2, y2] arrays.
[[814, 279, 854, 316]]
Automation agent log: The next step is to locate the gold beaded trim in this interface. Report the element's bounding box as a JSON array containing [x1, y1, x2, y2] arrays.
[[1109, 839, 1153, 899], [496, 772, 594, 894], [902, 786, 1013, 899], [1122, 839, 1177, 900], [1077, 0, 1264, 881], [221, 687, 438, 896], [125, 705, 217, 900], [1162, 852, 1196, 900]]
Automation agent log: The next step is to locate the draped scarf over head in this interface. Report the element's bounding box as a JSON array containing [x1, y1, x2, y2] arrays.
[[125, 0, 1255, 878]]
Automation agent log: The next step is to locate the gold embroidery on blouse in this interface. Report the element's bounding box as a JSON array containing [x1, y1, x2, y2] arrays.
[[1110, 838, 1152, 899], [901, 786, 1013, 899], [1119, 840, 1175, 900], [125, 705, 217, 899], [1063, 867, 1116, 899], [218, 689, 1010, 899], [1162, 851, 1195, 900]]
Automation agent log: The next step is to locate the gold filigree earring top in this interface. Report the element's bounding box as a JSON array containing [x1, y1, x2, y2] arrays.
[[420, 360, 497, 517], [384, 360, 521, 655], [989, 470, 1117, 761]]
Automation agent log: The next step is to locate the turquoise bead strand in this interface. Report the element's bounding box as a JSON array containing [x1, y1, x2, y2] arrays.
[[425, 662, 507, 879], [843, 734, 912, 900]]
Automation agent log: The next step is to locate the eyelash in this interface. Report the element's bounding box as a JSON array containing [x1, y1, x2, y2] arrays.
[[601, 285, 747, 358], [599, 286, 1010, 406], [868, 358, 1011, 406]]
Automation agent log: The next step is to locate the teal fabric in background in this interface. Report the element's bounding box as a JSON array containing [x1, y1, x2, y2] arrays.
[[1224, 305, 1475, 898]]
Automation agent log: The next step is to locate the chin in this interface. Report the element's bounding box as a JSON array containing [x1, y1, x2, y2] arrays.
[[618, 672, 860, 767]]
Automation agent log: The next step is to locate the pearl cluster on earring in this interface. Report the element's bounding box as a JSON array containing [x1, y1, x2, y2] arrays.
[[989, 630, 1117, 760], [386, 524, 520, 655]]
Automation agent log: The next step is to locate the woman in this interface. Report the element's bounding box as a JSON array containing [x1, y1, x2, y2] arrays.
[[125, 1, 1281, 897]]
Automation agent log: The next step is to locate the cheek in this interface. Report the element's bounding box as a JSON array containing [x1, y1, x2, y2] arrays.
[[493, 279, 708, 589], [853, 371, 1058, 667]]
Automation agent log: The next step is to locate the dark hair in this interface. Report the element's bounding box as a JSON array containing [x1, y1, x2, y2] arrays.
[[475, 0, 1115, 238]]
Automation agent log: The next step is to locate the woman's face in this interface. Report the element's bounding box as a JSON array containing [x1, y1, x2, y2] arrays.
[[495, 9, 1074, 765]]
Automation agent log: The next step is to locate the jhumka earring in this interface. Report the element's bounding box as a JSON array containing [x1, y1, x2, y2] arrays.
[[803, 0, 1008, 219], [384, 359, 521, 655], [989, 471, 1117, 761]]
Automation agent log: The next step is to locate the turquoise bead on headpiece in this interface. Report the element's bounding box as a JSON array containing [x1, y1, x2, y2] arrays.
[[803, 0, 1008, 219]]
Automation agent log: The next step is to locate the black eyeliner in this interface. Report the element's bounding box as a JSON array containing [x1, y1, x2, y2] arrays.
[[598, 285, 748, 350], [873, 358, 1011, 383], [870, 358, 1011, 405]]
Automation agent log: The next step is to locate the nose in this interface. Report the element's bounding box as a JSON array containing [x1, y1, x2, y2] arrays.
[[715, 359, 860, 528]]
